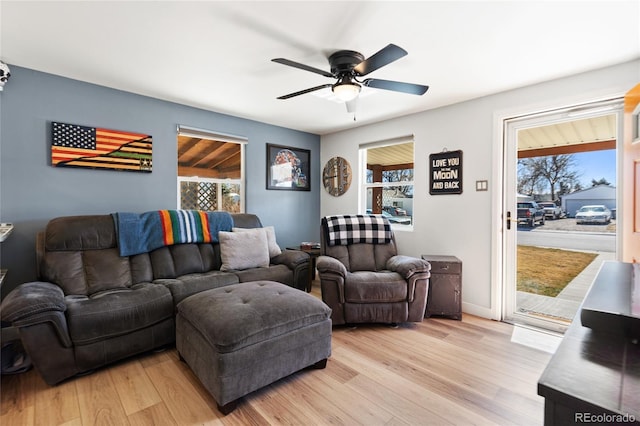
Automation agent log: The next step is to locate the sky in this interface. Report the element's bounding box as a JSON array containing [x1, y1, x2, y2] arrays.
[[572, 149, 616, 188]]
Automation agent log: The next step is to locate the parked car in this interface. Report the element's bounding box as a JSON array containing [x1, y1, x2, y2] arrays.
[[517, 201, 545, 227], [382, 210, 412, 225], [575, 205, 612, 224], [382, 205, 408, 216], [538, 202, 563, 220], [366, 209, 412, 225]]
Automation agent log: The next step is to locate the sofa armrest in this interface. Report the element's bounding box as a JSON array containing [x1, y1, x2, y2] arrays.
[[386, 255, 431, 280], [316, 255, 347, 278], [1, 281, 66, 323], [271, 249, 310, 270], [1, 281, 73, 349]]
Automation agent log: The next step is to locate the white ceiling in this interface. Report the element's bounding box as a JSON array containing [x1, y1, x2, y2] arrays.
[[1, 1, 638, 135]]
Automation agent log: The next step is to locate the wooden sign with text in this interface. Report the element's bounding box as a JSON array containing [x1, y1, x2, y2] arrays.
[[429, 150, 463, 195]]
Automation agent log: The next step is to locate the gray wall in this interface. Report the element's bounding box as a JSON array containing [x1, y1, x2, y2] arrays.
[[0, 66, 321, 296]]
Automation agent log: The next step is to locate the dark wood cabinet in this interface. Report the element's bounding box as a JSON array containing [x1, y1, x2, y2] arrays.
[[538, 262, 640, 425], [421, 255, 462, 320]]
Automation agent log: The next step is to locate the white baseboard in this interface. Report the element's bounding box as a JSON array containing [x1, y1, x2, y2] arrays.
[[462, 302, 494, 319]]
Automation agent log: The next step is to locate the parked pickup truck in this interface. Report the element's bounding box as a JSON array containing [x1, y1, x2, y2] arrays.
[[537, 202, 563, 220], [517, 201, 546, 227]]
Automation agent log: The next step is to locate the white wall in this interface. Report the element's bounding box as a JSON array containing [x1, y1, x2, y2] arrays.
[[321, 60, 639, 319]]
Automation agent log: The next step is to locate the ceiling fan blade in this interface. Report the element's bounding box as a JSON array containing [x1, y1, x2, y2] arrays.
[[353, 44, 407, 76], [271, 58, 335, 78], [363, 78, 429, 96], [277, 84, 333, 100]]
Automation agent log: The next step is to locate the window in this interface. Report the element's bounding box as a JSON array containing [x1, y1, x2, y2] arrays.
[[178, 177, 241, 212], [360, 137, 414, 228], [176, 126, 245, 212]]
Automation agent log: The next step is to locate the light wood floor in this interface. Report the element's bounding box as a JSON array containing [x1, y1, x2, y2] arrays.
[[1, 285, 552, 425]]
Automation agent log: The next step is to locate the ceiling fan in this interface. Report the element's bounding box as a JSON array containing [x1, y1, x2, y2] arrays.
[[272, 44, 429, 112]]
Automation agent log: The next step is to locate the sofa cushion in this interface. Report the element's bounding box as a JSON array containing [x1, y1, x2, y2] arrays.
[[45, 215, 117, 251], [65, 283, 174, 345], [156, 271, 240, 306], [41, 248, 131, 296], [233, 264, 292, 286], [344, 271, 407, 303], [347, 244, 376, 272], [41, 251, 86, 295], [167, 244, 206, 276], [84, 248, 132, 294], [219, 230, 269, 271], [130, 252, 153, 284], [150, 244, 217, 279]]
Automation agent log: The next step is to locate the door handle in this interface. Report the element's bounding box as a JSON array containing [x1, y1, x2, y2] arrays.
[[507, 211, 512, 230]]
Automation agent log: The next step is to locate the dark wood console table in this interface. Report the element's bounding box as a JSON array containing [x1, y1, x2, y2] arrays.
[[537, 261, 640, 425]]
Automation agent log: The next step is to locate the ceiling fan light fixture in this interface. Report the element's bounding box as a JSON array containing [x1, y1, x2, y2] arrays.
[[332, 78, 361, 102]]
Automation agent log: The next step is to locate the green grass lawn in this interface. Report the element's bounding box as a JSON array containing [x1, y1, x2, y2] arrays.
[[517, 246, 597, 297]]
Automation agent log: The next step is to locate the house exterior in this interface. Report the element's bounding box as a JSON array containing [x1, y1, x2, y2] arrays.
[[561, 184, 617, 217], [517, 193, 534, 202]]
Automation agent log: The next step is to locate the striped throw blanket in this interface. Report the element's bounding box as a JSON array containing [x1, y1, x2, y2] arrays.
[[323, 214, 392, 246], [112, 210, 234, 256]]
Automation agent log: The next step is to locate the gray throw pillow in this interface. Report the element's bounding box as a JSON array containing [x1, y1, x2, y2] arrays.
[[219, 229, 270, 271], [232, 226, 282, 258]]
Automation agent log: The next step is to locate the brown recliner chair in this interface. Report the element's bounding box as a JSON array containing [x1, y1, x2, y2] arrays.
[[317, 214, 431, 325]]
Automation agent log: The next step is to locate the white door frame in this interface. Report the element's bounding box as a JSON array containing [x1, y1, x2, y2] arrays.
[[490, 96, 625, 324]]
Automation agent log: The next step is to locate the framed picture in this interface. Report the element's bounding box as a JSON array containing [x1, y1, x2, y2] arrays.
[[51, 122, 152, 172], [429, 150, 462, 195], [266, 144, 311, 191]]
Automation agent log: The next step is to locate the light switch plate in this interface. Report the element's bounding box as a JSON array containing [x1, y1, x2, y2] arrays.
[[476, 180, 488, 191]]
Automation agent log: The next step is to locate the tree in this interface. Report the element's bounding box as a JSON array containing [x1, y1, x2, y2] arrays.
[[383, 168, 413, 196], [558, 180, 582, 198], [366, 167, 414, 196], [591, 177, 611, 187], [518, 154, 581, 200], [517, 160, 543, 195]]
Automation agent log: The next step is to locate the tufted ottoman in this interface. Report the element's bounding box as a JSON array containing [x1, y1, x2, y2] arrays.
[[175, 280, 332, 414]]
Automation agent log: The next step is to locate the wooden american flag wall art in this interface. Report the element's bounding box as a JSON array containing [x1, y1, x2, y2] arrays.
[[51, 122, 152, 172]]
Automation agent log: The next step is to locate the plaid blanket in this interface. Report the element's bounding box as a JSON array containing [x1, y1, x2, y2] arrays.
[[112, 210, 233, 256], [323, 214, 392, 246]]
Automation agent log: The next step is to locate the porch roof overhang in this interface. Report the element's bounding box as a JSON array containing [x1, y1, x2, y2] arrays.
[[517, 115, 616, 159]]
